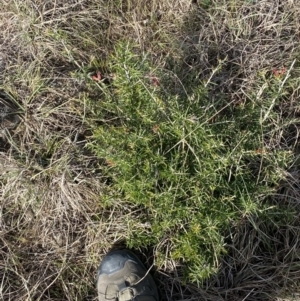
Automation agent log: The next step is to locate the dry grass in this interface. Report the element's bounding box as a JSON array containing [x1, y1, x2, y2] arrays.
[[1, 0, 300, 300]]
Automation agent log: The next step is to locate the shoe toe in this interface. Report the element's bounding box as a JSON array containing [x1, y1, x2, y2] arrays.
[[97, 250, 159, 301], [98, 250, 139, 275]]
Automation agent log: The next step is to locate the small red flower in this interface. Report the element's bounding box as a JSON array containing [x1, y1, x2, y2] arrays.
[[273, 67, 286, 77], [91, 71, 102, 81], [151, 77, 159, 86]]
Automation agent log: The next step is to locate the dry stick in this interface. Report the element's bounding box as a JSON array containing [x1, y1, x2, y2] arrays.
[[262, 59, 296, 123], [132, 263, 154, 286], [241, 288, 255, 301]]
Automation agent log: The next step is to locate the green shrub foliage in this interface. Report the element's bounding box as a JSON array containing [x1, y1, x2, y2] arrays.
[[89, 44, 292, 282]]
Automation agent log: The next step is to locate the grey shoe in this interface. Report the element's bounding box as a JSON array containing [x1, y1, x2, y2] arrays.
[[97, 249, 159, 301]]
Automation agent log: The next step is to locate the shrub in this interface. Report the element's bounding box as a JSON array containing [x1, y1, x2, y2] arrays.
[[88, 43, 292, 283]]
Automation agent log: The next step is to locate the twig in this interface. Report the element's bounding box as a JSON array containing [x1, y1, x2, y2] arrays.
[[261, 59, 296, 123], [132, 263, 154, 286]]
